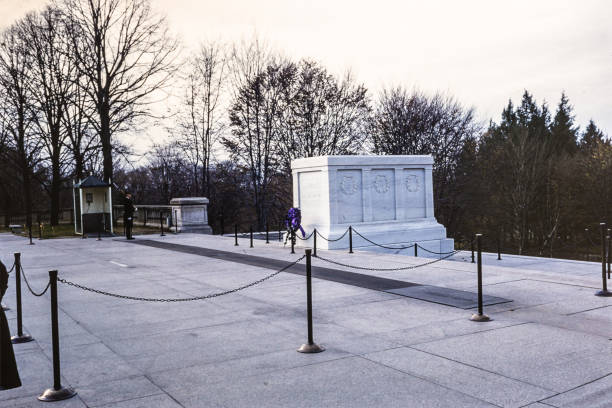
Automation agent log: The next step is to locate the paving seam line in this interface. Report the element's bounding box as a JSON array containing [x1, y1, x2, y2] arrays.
[[357, 354, 506, 408], [405, 321, 531, 348], [407, 337, 557, 393], [564, 304, 612, 316], [537, 372, 612, 406]]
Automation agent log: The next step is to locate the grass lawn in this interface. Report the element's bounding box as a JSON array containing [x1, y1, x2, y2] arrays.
[[1, 223, 165, 239]]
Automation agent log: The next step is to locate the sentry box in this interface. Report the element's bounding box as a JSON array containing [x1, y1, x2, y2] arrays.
[[73, 176, 114, 236]]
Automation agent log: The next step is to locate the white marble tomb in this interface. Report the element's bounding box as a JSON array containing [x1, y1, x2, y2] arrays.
[[291, 155, 454, 254], [170, 197, 212, 234]]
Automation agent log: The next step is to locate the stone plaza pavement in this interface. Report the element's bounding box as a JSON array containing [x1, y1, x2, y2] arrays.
[[0, 232, 611, 408]]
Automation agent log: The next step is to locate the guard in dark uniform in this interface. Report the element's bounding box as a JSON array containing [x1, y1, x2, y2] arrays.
[[123, 193, 135, 240], [0, 261, 21, 390]]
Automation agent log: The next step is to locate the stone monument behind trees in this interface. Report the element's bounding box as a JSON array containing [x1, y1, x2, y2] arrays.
[[291, 155, 453, 253]]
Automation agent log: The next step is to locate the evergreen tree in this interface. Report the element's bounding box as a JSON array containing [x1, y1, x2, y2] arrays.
[[581, 120, 606, 148], [550, 92, 579, 154]]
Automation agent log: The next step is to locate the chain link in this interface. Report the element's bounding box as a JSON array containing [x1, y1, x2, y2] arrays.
[[315, 250, 460, 271], [295, 230, 314, 241], [351, 229, 415, 250], [20, 266, 51, 297], [415, 244, 457, 255], [316, 228, 349, 242], [58, 255, 306, 302]]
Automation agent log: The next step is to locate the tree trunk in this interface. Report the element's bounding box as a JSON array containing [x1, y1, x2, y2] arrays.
[[74, 153, 84, 182], [100, 100, 113, 183], [50, 164, 61, 225], [0, 183, 10, 228], [22, 164, 32, 229], [50, 129, 62, 226], [16, 107, 33, 228]]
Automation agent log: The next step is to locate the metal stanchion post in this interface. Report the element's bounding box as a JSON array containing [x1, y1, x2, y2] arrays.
[[291, 230, 296, 254], [595, 223, 611, 296], [11, 253, 33, 343], [585, 228, 589, 261], [175, 210, 178, 233], [250, 226, 254, 248], [298, 249, 324, 354], [28, 221, 34, 245], [470, 234, 491, 322], [349, 226, 353, 254], [414, 243, 418, 257], [234, 224, 239, 246], [160, 212, 165, 237], [606, 233, 612, 279], [606, 228, 612, 279], [471, 237, 475, 263], [38, 270, 77, 402], [266, 223, 269, 244], [313, 228, 317, 257], [497, 235, 502, 261]]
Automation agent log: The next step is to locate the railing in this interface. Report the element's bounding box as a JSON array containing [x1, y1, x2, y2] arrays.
[[1, 209, 74, 227], [112, 205, 173, 227]]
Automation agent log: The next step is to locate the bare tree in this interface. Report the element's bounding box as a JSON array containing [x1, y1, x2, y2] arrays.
[[500, 128, 553, 253], [175, 42, 226, 196], [20, 7, 76, 225], [60, 0, 179, 183], [0, 100, 21, 226], [276, 59, 369, 170], [62, 70, 99, 181], [0, 23, 43, 228], [146, 142, 190, 204], [223, 40, 290, 229], [370, 87, 480, 229]]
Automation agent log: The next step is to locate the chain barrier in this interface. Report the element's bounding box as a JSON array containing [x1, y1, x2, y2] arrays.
[[20, 266, 51, 297], [415, 244, 457, 255], [295, 230, 314, 241], [238, 232, 264, 238], [314, 250, 460, 271], [352, 228, 415, 250], [453, 234, 594, 256], [57, 255, 306, 302], [316, 228, 349, 242], [6, 262, 15, 274], [475, 237, 590, 255]]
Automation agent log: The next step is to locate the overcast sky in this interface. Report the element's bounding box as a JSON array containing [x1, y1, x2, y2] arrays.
[[1, 0, 611, 154]]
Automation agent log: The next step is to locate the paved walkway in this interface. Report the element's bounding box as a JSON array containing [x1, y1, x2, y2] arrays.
[[0, 232, 611, 407], [132, 239, 510, 308]]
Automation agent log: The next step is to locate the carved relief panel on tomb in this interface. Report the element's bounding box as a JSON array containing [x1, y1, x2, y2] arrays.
[[371, 169, 395, 221], [403, 169, 426, 218], [337, 169, 363, 223]]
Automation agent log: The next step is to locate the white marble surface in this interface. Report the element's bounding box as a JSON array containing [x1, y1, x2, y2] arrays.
[[291, 155, 453, 253], [2, 232, 611, 407], [170, 197, 212, 234]]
